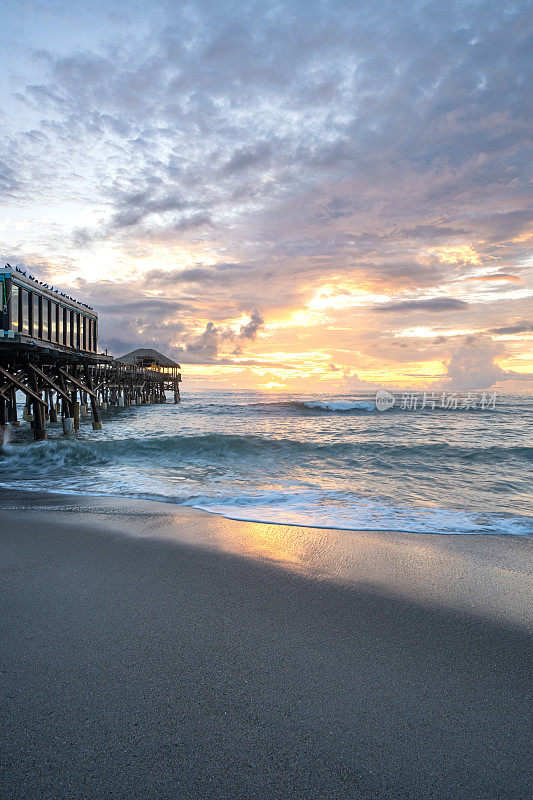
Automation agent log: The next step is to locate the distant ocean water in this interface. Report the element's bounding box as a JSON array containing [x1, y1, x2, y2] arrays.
[[0, 391, 532, 535]]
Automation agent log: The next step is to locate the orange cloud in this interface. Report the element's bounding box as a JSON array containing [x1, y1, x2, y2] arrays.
[[464, 273, 523, 283], [423, 245, 483, 266]]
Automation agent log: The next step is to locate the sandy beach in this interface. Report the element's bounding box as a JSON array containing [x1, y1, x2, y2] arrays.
[[0, 489, 531, 799]]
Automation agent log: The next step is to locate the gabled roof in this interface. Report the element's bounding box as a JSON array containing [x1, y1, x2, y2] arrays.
[[117, 348, 181, 368]]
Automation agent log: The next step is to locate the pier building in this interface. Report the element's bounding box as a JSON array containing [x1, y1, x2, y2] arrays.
[[0, 264, 181, 441]]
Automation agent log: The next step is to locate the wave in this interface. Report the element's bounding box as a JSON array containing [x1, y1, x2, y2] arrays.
[[191, 491, 533, 536], [1, 414, 531, 536], [249, 399, 377, 413], [1, 432, 532, 477], [2, 481, 530, 536], [247, 398, 506, 415], [302, 400, 376, 411]]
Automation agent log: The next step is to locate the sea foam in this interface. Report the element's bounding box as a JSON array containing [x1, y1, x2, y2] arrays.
[[0, 392, 531, 536], [302, 400, 376, 412]]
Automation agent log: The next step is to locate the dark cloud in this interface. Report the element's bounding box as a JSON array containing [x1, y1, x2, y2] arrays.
[[239, 309, 264, 340], [96, 299, 189, 315], [377, 298, 469, 313], [224, 141, 273, 173], [489, 321, 533, 335], [0, 157, 20, 196], [145, 264, 250, 286], [6, 0, 530, 258], [206, 358, 297, 369], [184, 321, 220, 360], [0, 0, 531, 382], [175, 308, 264, 363]]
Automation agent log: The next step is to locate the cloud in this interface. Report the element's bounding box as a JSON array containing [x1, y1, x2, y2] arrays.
[[175, 308, 264, 363], [443, 337, 533, 390], [97, 299, 189, 315], [224, 141, 273, 173], [489, 321, 533, 335], [184, 321, 221, 361], [466, 273, 523, 284], [145, 263, 250, 287], [0, 0, 531, 386], [377, 298, 469, 313], [239, 309, 264, 340], [0, 156, 20, 196]]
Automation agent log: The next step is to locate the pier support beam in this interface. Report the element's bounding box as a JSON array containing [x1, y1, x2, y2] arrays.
[[84, 365, 102, 430], [73, 398, 80, 432], [62, 416, 74, 435], [49, 395, 58, 423], [57, 373, 73, 435], [0, 396, 7, 444], [29, 374, 47, 441], [10, 387, 19, 426], [0, 351, 182, 441]]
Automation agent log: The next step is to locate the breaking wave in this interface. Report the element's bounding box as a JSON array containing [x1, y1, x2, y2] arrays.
[[0, 429, 531, 536], [1, 432, 531, 473], [1, 391, 531, 536], [302, 400, 376, 412], [192, 492, 533, 536]]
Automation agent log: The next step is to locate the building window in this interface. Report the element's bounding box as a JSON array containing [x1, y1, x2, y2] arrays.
[[69, 310, 74, 347], [37, 295, 42, 339], [55, 304, 60, 343], [50, 302, 56, 342], [28, 292, 33, 336], [82, 315, 87, 350], [21, 290, 30, 335], [18, 286, 23, 332], [33, 293, 40, 338], [75, 313, 81, 349], [92, 319, 97, 352], [42, 299, 49, 341], [28, 292, 34, 337], [11, 284, 19, 331]]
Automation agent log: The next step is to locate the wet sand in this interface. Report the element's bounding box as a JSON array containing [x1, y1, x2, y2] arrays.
[[0, 490, 531, 799]]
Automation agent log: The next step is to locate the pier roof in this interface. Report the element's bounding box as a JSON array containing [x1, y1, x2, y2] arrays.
[[3, 263, 95, 314], [117, 348, 181, 369]]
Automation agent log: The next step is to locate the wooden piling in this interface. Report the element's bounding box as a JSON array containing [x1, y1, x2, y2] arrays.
[[10, 387, 19, 425], [1, 331, 181, 445], [84, 364, 102, 430], [29, 373, 46, 441], [73, 399, 80, 432]]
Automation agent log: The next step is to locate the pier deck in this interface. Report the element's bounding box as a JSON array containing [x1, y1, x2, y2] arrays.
[[1, 264, 181, 441], [0, 338, 181, 441]]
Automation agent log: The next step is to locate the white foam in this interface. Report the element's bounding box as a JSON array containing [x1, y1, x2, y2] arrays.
[[303, 400, 376, 412], [190, 491, 533, 536]]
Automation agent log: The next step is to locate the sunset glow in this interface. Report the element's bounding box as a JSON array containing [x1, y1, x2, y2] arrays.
[[1, 6, 532, 795], [0, 1, 531, 392]]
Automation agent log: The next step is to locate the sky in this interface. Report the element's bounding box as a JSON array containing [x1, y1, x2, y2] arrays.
[[0, 0, 532, 392]]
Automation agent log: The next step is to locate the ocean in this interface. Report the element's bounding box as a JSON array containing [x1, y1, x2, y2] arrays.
[[0, 391, 532, 535]]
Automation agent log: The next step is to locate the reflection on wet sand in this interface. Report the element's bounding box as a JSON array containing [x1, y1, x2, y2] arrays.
[[163, 508, 532, 629]]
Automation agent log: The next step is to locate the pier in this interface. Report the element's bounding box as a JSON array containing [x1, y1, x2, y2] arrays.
[[0, 265, 181, 441]]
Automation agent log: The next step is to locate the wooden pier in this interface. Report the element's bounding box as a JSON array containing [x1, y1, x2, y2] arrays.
[[0, 265, 181, 441]]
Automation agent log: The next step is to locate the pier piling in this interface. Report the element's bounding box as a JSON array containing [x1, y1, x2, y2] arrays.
[[1, 265, 182, 445]]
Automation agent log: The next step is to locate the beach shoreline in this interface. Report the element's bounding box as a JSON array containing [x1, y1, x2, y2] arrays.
[[0, 489, 531, 799]]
